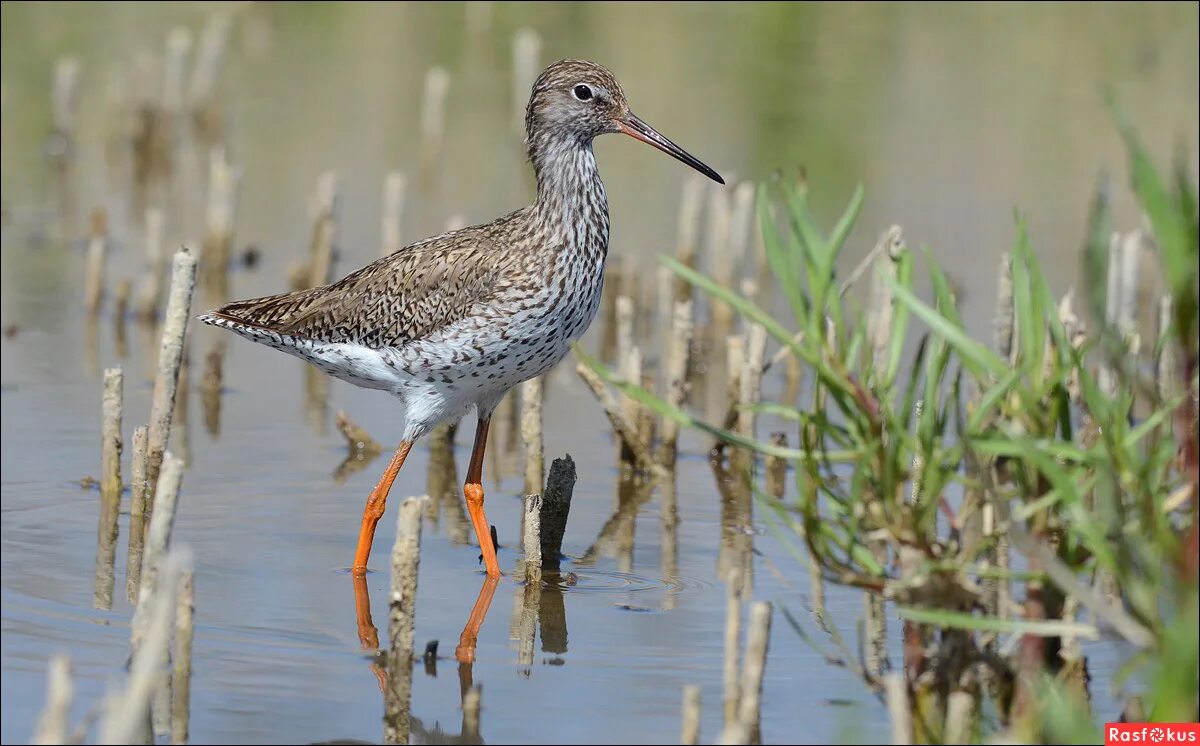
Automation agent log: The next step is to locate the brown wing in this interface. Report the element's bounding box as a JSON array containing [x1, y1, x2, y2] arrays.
[[209, 218, 518, 348]]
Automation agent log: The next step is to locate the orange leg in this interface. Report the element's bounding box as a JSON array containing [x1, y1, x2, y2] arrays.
[[353, 440, 414, 576], [465, 418, 501, 577], [455, 574, 500, 663]]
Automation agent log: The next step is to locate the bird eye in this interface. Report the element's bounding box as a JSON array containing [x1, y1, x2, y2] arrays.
[[572, 84, 593, 101]]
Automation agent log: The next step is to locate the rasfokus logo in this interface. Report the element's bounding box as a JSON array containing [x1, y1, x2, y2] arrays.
[[1105, 723, 1200, 745]]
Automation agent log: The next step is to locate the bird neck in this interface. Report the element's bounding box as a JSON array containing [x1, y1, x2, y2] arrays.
[[530, 135, 610, 254]]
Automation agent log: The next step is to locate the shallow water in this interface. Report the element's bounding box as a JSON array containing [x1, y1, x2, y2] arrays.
[[2, 3, 1197, 744]]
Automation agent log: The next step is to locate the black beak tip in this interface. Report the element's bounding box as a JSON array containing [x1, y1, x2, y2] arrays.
[[709, 170, 726, 186]]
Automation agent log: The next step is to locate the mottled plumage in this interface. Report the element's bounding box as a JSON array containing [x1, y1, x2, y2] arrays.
[[199, 58, 722, 578]]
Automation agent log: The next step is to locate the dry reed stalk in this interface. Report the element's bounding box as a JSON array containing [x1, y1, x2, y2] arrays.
[[85, 209, 108, 315], [133, 454, 186, 649], [171, 569, 194, 746], [576, 363, 657, 473], [707, 184, 734, 332], [517, 492, 542, 668], [418, 67, 451, 187], [199, 340, 225, 436], [520, 376, 544, 498], [616, 295, 635, 372], [145, 249, 197, 509], [308, 172, 339, 288], [52, 57, 82, 144], [103, 549, 190, 746], [720, 601, 772, 745], [135, 209, 167, 321], [681, 685, 701, 745], [32, 654, 73, 746], [993, 252, 1015, 364], [114, 279, 132, 324], [659, 300, 694, 466], [126, 425, 150, 604], [512, 29, 542, 136], [618, 347, 643, 466], [384, 497, 424, 745], [885, 672, 913, 745], [737, 324, 767, 438], [200, 147, 240, 293], [189, 13, 231, 141], [381, 171, 407, 257], [1158, 295, 1177, 400], [674, 173, 707, 304], [94, 367, 124, 610]]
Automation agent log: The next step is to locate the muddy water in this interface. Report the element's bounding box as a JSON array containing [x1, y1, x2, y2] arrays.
[[2, 3, 1196, 744]]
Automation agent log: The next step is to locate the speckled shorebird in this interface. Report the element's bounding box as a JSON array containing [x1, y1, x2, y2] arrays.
[[200, 59, 723, 578]]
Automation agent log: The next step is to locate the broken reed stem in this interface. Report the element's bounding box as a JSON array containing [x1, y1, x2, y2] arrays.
[[308, 172, 339, 288], [201, 147, 240, 292], [737, 324, 767, 438], [722, 601, 773, 745], [102, 549, 190, 746], [85, 209, 109, 315], [885, 672, 913, 746], [133, 454, 186, 651], [126, 425, 150, 604], [511, 28, 542, 136], [381, 170, 407, 257], [384, 497, 424, 746], [33, 654, 73, 746], [145, 249, 197, 511], [135, 208, 167, 322], [94, 367, 124, 610], [418, 67, 451, 186], [462, 685, 482, 737], [539, 455, 576, 570], [722, 584, 742, 729], [520, 376, 544, 498], [171, 569, 194, 746], [576, 362, 656, 473], [660, 300, 694, 466], [681, 685, 701, 746], [674, 173, 707, 304], [522, 493, 543, 575]]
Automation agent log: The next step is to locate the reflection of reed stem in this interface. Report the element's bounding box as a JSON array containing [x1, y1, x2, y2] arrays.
[[722, 584, 742, 729]]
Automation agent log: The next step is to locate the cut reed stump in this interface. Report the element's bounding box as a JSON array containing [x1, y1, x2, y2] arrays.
[[384, 497, 424, 746], [126, 425, 150, 604], [537, 456, 577, 571], [85, 209, 109, 315], [718, 601, 773, 745], [94, 367, 124, 610], [171, 569, 194, 746], [681, 685, 701, 746]]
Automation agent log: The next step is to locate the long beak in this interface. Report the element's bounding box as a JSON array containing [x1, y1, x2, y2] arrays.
[[616, 112, 724, 185]]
